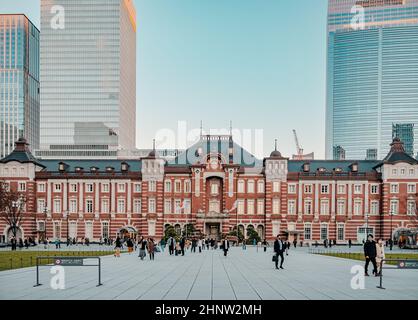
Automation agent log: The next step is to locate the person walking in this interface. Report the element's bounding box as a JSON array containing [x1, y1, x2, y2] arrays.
[[206, 238, 210, 250], [138, 237, 147, 260], [285, 240, 290, 256], [364, 234, 378, 276], [55, 238, 60, 249], [168, 236, 175, 255], [242, 239, 247, 250], [160, 238, 166, 252], [348, 239, 352, 249], [180, 237, 186, 256], [114, 236, 122, 258], [222, 237, 230, 257], [10, 237, 17, 251], [375, 238, 385, 276], [24, 238, 29, 249], [147, 238, 155, 261], [198, 238, 202, 253], [262, 239, 268, 253], [274, 235, 285, 269], [293, 239, 297, 248], [127, 238, 134, 254], [191, 238, 197, 253]]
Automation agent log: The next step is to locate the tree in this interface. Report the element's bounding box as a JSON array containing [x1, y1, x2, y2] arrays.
[[246, 226, 261, 244], [182, 223, 196, 238], [228, 226, 244, 242], [164, 225, 179, 242], [0, 181, 27, 239]]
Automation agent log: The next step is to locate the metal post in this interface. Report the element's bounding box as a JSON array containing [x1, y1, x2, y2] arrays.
[[97, 257, 102, 286], [376, 260, 385, 290], [34, 257, 41, 287]]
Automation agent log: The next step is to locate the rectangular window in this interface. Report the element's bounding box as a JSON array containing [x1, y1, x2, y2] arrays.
[[69, 199, 77, 213], [288, 200, 296, 215], [320, 200, 329, 215], [149, 181, 156, 192], [238, 180, 245, 193], [272, 198, 280, 214], [102, 222, 109, 239], [304, 200, 312, 215], [184, 180, 191, 193], [184, 199, 191, 214], [69, 221, 77, 239], [175, 200, 182, 213], [86, 199, 93, 213], [273, 181, 280, 193], [320, 225, 328, 241], [257, 181, 265, 193], [407, 200, 415, 216], [288, 184, 296, 194], [85, 222, 93, 240], [85, 184, 94, 193], [337, 224, 345, 241], [18, 182, 26, 192], [102, 199, 109, 213], [165, 181, 172, 193], [134, 199, 141, 213], [134, 183, 142, 193], [354, 184, 362, 194], [211, 183, 219, 195], [390, 200, 399, 215], [237, 200, 245, 215], [407, 184, 416, 194], [38, 183, 46, 193], [175, 181, 182, 193], [164, 200, 172, 214], [354, 200, 362, 216], [304, 225, 312, 240], [337, 199, 345, 215], [53, 222, 61, 239], [371, 185, 379, 194], [117, 183, 125, 192], [149, 198, 156, 213], [53, 199, 61, 213], [117, 199, 126, 213], [54, 184, 61, 192], [247, 180, 255, 193], [337, 184, 346, 194], [321, 185, 329, 194], [37, 199, 46, 213], [390, 184, 399, 194], [370, 201, 379, 215], [304, 184, 312, 194], [70, 183, 77, 193], [102, 183, 110, 193], [247, 200, 254, 215], [257, 200, 264, 214]]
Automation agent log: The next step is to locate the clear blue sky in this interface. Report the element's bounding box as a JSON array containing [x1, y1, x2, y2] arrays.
[[0, 0, 328, 158]]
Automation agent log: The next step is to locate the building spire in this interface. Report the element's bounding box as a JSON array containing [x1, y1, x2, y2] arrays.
[[200, 120, 203, 138], [275, 139, 278, 151], [229, 120, 232, 136]]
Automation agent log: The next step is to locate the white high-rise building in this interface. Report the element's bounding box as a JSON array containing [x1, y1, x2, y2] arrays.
[[40, 0, 136, 152]]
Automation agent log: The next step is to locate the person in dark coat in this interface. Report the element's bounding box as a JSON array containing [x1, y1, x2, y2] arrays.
[[274, 235, 285, 269], [168, 237, 175, 255], [364, 234, 378, 276], [18, 238, 24, 249], [114, 236, 122, 257], [348, 239, 352, 248], [24, 238, 29, 249], [222, 237, 230, 257], [293, 239, 297, 248], [180, 237, 186, 256], [10, 237, 17, 251]]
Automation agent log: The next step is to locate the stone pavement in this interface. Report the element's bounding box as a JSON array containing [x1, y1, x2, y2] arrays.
[[0, 246, 417, 300]]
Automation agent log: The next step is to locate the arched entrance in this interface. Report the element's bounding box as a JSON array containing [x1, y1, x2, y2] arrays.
[[119, 226, 137, 241]]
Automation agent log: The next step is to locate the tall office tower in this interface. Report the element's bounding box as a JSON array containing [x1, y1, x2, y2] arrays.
[[333, 145, 346, 160], [392, 123, 414, 157], [40, 0, 136, 152], [0, 15, 40, 158], [366, 148, 378, 160], [326, 0, 418, 160]]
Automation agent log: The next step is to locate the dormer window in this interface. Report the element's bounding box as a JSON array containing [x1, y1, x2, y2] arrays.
[[106, 167, 114, 173], [75, 167, 83, 173], [303, 163, 310, 172], [121, 162, 129, 172], [334, 168, 343, 173], [58, 162, 67, 172], [90, 167, 98, 173], [318, 167, 326, 173], [351, 163, 358, 173]]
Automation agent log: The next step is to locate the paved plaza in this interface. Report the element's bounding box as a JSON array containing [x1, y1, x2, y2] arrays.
[[0, 246, 417, 300]]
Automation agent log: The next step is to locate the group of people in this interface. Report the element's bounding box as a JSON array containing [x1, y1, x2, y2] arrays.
[[364, 234, 386, 276], [9, 236, 35, 250], [113, 236, 157, 260]]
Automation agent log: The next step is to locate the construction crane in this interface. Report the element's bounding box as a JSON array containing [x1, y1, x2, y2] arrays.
[[292, 130, 314, 160]]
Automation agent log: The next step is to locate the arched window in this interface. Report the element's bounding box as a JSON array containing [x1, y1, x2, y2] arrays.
[[238, 180, 245, 193]]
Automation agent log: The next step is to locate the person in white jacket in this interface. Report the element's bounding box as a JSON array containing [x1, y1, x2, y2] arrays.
[[375, 238, 385, 276], [197, 239, 203, 253]]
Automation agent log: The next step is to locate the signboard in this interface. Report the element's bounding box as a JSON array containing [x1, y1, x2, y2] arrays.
[[54, 258, 84, 266], [397, 260, 418, 269]]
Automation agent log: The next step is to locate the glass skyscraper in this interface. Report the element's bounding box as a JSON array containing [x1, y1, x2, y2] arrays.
[[326, 0, 418, 160], [40, 0, 136, 151], [0, 15, 40, 158]]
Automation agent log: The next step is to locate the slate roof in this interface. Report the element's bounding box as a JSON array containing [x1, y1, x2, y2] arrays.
[[39, 159, 142, 172], [0, 138, 45, 168], [288, 160, 381, 173], [168, 135, 263, 168]]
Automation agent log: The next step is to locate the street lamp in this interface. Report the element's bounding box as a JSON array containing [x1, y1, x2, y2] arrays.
[[389, 208, 394, 251], [63, 211, 69, 245]]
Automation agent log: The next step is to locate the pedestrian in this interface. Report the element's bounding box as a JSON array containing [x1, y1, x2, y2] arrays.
[[293, 239, 297, 248], [180, 237, 186, 256], [168, 236, 175, 255], [127, 238, 134, 254], [198, 238, 202, 253], [206, 238, 210, 250], [44, 238, 48, 249], [364, 234, 378, 276], [242, 239, 247, 250], [389, 238, 393, 251], [262, 239, 268, 252], [114, 236, 122, 257], [10, 237, 17, 251], [160, 238, 166, 252], [274, 235, 285, 270], [24, 238, 29, 249], [375, 238, 385, 276], [138, 237, 147, 260], [191, 238, 197, 253], [55, 238, 60, 249], [323, 239, 328, 248], [18, 238, 24, 249], [147, 238, 155, 260], [348, 239, 352, 248], [222, 237, 230, 257], [329, 239, 332, 248], [285, 240, 289, 256], [175, 241, 181, 256]]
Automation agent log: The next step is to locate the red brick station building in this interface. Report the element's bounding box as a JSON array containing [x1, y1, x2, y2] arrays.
[[0, 135, 417, 246]]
